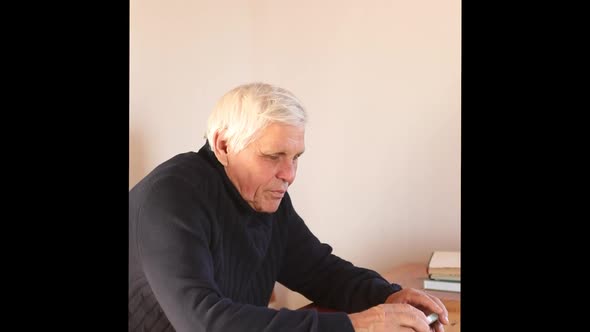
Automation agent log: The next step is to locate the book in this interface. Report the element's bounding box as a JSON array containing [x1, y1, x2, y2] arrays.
[[429, 274, 460, 282], [427, 251, 460, 277], [423, 278, 461, 292]]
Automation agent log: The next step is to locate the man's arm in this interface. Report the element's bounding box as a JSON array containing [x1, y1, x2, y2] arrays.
[[277, 196, 401, 314]]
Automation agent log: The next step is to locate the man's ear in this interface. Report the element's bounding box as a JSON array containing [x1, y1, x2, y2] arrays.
[[212, 131, 229, 166]]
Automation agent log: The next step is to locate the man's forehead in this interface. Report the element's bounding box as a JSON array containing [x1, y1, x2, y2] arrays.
[[256, 132, 304, 154], [257, 139, 305, 153], [248, 122, 303, 150]]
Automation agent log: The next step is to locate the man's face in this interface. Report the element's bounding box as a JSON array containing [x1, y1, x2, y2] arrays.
[[224, 123, 305, 213]]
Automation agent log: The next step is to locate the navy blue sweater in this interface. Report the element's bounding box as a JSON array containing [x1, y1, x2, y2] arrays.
[[129, 142, 401, 332]]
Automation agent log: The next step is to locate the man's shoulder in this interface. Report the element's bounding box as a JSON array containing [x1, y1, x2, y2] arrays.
[[161, 151, 214, 174], [131, 150, 221, 197]]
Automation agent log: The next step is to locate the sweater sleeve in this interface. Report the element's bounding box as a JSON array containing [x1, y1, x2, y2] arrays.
[[136, 176, 353, 332], [277, 195, 402, 314]]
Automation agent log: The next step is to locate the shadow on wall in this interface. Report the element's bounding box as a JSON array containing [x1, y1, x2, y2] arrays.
[[129, 129, 147, 190]]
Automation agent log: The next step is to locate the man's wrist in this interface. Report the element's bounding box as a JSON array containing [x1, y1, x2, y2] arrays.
[[384, 283, 403, 303], [390, 283, 402, 293]]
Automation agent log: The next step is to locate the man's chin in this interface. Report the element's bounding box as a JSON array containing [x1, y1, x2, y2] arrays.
[[255, 200, 282, 213]]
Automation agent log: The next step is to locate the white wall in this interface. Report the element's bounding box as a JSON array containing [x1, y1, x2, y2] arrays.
[[130, 0, 460, 310]]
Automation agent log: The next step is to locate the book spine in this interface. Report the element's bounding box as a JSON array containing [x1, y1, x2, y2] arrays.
[[423, 279, 461, 292]]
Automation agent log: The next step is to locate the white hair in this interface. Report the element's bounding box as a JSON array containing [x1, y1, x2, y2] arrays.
[[206, 82, 307, 153]]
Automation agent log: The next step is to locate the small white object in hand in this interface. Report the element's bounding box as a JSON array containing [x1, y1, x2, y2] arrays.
[[426, 313, 439, 325]]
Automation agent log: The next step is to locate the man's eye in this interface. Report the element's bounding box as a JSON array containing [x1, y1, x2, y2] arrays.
[[267, 155, 279, 160]]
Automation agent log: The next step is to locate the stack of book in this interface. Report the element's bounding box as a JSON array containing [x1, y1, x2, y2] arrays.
[[423, 251, 460, 292]]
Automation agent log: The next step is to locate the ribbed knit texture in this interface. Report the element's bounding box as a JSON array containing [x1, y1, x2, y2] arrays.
[[129, 142, 401, 332]]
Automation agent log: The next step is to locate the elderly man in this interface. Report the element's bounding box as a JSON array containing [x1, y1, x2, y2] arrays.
[[129, 82, 448, 332]]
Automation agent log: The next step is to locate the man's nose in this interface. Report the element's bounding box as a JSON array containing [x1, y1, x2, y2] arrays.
[[277, 159, 296, 184]]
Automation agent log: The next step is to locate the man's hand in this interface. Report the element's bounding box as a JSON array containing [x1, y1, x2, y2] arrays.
[[348, 303, 439, 332], [385, 288, 449, 331]]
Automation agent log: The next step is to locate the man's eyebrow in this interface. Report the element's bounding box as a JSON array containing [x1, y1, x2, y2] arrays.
[[261, 151, 285, 156], [260, 150, 305, 156]]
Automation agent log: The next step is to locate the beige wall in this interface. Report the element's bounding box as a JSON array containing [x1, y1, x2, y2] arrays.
[[130, 0, 460, 310]]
